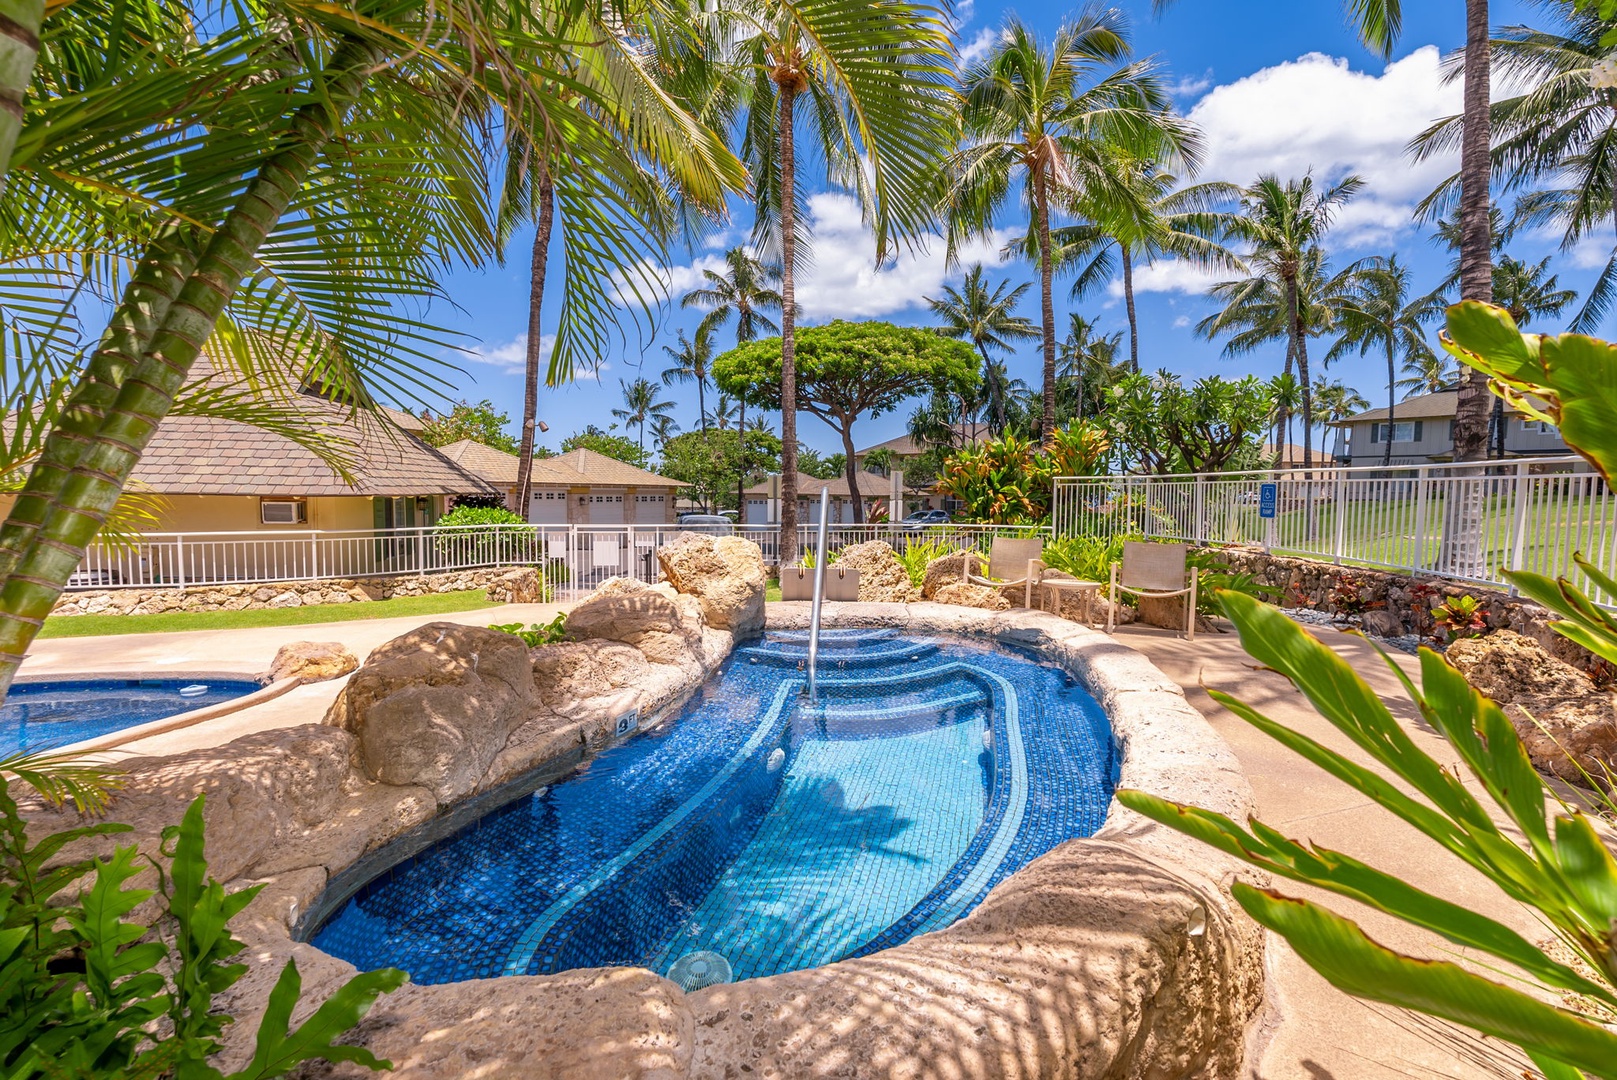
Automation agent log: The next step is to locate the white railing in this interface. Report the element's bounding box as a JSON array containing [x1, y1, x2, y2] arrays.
[[69, 521, 1046, 597], [1052, 456, 1617, 603]]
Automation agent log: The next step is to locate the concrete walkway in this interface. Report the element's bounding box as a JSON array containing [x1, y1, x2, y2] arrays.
[[1116, 621, 1545, 1080], [22, 601, 567, 760]]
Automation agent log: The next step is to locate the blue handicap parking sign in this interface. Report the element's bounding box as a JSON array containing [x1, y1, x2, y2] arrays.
[[1259, 483, 1278, 519]]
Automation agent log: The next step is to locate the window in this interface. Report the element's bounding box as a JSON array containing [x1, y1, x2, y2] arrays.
[[1521, 419, 1558, 434], [1370, 421, 1421, 444], [260, 499, 308, 525]]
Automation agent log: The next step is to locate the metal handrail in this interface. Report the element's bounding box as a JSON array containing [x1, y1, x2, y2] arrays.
[[806, 489, 831, 704]]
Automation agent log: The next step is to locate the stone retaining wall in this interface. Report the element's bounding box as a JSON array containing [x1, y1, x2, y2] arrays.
[[1218, 548, 1613, 679], [50, 567, 533, 617]]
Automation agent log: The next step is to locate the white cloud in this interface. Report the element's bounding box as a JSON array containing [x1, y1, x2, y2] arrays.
[[1186, 46, 1461, 248], [458, 332, 559, 377], [1173, 315, 1191, 329], [1569, 235, 1614, 270], [1106, 258, 1229, 298], [958, 27, 997, 68], [793, 193, 1016, 319], [1170, 71, 1212, 99]]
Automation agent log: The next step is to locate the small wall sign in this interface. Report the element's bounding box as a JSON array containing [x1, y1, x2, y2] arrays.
[[614, 708, 640, 738], [1259, 483, 1278, 519]]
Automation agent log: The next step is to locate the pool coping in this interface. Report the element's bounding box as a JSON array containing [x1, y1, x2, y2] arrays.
[[16, 672, 299, 756]]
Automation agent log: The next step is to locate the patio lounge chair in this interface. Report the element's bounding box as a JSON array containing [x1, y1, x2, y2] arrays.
[[963, 536, 1047, 608], [1108, 540, 1197, 640]]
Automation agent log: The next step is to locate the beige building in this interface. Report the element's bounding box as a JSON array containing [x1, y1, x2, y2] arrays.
[[438, 441, 682, 526], [1330, 391, 1570, 467]]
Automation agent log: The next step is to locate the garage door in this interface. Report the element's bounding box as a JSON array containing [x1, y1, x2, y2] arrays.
[[586, 491, 625, 525], [528, 489, 569, 525]]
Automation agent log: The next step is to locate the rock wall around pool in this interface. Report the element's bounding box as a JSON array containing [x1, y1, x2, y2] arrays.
[[20, 538, 1263, 1080]]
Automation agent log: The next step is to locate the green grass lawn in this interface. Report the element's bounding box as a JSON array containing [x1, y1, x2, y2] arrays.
[[766, 578, 781, 603], [39, 590, 499, 638]]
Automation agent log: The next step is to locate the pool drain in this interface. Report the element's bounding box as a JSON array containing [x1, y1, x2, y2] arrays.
[[668, 950, 732, 991]]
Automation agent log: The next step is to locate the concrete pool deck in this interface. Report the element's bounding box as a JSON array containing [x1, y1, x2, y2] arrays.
[[1116, 621, 1546, 1080], [17, 600, 1567, 1076], [20, 601, 568, 760]]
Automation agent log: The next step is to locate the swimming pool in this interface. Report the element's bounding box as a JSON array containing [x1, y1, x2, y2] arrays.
[[1, 678, 263, 755], [312, 630, 1117, 986]]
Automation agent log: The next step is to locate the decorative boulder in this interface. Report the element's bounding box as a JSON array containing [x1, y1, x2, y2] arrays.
[[932, 581, 1011, 611], [325, 622, 537, 805], [835, 540, 919, 603], [921, 551, 983, 600], [1447, 630, 1617, 783], [266, 641, 358, 684], [564, 577, 710, 670], [487, 567, 544, 605], [656, 534, 767, 635]]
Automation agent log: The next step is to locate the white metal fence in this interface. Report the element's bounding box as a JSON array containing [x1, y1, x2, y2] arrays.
[[1053, 455, 1617, 602], [70, 521, 1045, 598]]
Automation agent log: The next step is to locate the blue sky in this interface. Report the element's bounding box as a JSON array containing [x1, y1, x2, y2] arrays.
[[427, 0, 1576, 457]]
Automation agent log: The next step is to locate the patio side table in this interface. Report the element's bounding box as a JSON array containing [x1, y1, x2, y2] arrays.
[[1040, 577, 1101, 624]]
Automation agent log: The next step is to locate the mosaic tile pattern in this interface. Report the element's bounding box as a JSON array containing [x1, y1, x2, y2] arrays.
[[312, 633, 1115, 986], [0, 678, 261, 754]]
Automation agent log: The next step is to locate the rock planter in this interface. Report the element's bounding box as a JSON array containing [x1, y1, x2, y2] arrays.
[[23, 541, 1263, 1080], [834, 540, 920, 603]]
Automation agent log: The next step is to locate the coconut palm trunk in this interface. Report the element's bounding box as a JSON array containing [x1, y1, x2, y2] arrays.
[[1121, 245, 1139, 372], [0, 39, 379, 693], [1287, 276, 1314, 475], [0, 0, 42, 195], [514, 168, 555, 518], [1440, 0, 1494, 577], [1383, 335, 1396, 469], [1036, 178, 1057, 443], [1452, 0, 1494, 464], [776, 81, 801, 564]]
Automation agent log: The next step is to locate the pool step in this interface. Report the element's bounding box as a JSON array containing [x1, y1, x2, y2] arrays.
[[742, 639, 939, 669], [768, 628, 899, 646]]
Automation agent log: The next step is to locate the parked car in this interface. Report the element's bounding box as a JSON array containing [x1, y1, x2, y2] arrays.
[[66, 567, 121, 589], [676, 514, 735, 536], [899, 509, 951, 531]]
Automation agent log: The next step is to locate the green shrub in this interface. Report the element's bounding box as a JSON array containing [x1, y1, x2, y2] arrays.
[[432, 505, 536, 565], [1041, 534, 1130, 582], [893, 537, 953, 590], [0, 751, 404, 1079], [491, 612, 568, 647]]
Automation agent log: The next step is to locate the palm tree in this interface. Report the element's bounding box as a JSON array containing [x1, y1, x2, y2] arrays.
[[681, 246, 785, 515], [1052, 156, 1241, 371], [1313, 379, 1370, 463], [1200, 245, 1353, 467], [661, 324, 717, 438], [1327, 255, 1444, 467], [0, 0, 743, 695], [722, 0, 956, 563], [613, 378, 677, 457], [650, 413, 681, 456], [706, 393, 739, 432], [1057, 313, 1124, 422], [924, 264, 1039, 435], [1398, 352, 1458, 398], [1221, 175, 1362, 474], [943, 13, 1193, 443]]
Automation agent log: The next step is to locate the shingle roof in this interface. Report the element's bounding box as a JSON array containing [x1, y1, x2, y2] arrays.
[[437, 441, 682, 489], [117, 357, 496, 497], [855, 423, 990, 458]]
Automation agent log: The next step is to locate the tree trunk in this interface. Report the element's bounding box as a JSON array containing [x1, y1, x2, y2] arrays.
[[1452, 0, 1494, 464], [777, 84, 800, 565], [0, 39, 379, 694], [1383, 337, 1395, 468], [736, 397, 746, 519], [840, 423, 864, 524], [514, 169, 555, 518], [1036, 177, 1057, 443], [1286, 278, 1312, 476], [0, 0, 43, 196], [1121, 245, 1139, 373]]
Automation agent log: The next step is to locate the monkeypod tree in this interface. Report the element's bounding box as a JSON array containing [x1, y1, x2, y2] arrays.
[[713, 321, 977, 523], [1108, 372, 1276, 475]]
